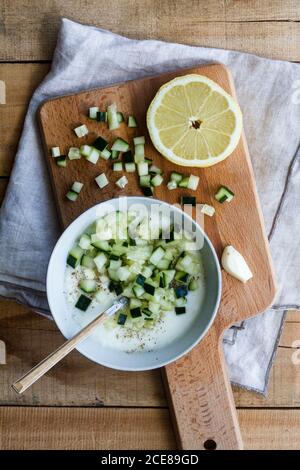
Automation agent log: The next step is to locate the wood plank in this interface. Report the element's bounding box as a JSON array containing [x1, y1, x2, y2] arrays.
[[0, 63, 50, 176], [0, 300, 165, 407], [0, 407, 176, 450], [1, 299, 300, 408], [1, 1, 300, 61], [1, 406, 300, 450], [286, 310, 300, 322], [225, 0, 300, 21], [239, 409, 300, 450], [280, 321, 300, 347], [225, 21, 300, 61]]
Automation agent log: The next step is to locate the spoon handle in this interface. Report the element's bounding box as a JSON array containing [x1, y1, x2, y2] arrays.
[[12, 298, 126, 394]]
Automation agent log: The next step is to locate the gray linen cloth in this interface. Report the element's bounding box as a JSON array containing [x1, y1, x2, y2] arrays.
[[0, 19, 299, 394]]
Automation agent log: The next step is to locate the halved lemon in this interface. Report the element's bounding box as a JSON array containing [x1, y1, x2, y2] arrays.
[[147, 74, 243, 167]]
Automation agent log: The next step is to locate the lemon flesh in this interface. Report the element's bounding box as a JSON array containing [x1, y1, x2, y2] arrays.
[[147, 74, 243, 167]]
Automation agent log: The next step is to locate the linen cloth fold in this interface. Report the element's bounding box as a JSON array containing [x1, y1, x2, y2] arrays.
[[0, 19, 299, 393]]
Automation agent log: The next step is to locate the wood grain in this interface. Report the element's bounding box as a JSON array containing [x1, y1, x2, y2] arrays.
[[0, 63, 50, 176], [1, 1, 300, 61], [0, 298, 296, 409], [0, 407, 176, 450], [0, 301, 164, 407], [1, 406, 300, 450], [39, 63, 276, 449], [239, 409, 300, 450], [1, 300, 299, 409]]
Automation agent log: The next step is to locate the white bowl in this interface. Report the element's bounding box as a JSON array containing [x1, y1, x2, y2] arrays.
[[47, 197, 221, 371]]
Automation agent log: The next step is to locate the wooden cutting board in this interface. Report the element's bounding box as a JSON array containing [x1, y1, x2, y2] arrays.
[[39, 64, 276, 450]]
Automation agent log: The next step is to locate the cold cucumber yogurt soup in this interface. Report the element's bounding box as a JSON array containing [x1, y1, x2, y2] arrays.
[[64, 210, 205, 353]]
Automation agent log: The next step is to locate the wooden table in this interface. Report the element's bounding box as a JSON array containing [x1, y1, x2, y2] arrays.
[[0, 0, 300, 450]]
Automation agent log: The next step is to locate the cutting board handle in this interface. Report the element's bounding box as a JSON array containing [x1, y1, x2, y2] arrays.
[[163, 326, 243, 450]]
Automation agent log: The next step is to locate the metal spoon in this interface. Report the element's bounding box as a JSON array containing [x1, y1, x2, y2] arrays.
[[12, 296, 128, 394]]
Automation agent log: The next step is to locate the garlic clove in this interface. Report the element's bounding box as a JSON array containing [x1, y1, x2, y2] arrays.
[[221, 245, 253, 283]]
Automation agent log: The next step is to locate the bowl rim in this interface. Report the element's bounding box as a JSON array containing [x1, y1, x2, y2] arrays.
[[46, 196, 222, 371]]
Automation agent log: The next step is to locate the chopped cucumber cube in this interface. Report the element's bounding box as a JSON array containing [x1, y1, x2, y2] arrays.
[[117, 112, 124, 123], [109, 281, 123, 295], [139, 175, 151, 187], [174, 285, 188, 298], [175, 271, 189, 283], [201, 204, 215, 217], [94, 252, 108, 271], [167, 180, 177, 190], [109, 259, 122, 270], [107, 103, 120, 130], [187, 174, 200, 190], [79, 279, 97, 293], [91, 239, 111, 251], [215, 186, 235, 203], [189, 278, 198, 291], [117, 313, 127, 325], [51, 147, 61, 158], [149, 164, 162, 174], [56, 156, 67, 167], [144, 282, 155, 296], [136, 274, 146, 286], [134, 144, 145, 162], [96, 111, 107, 122], [128, 115, 138, 127], [137, 162, 148, 176], [86, 148, 100, 164], [111, 150, 120, 160], [178, 176, 189, 188], [132, 285, 145, 298], [175, 307, 186, 315], [93, 136, 108, 152], [111, 138, 129, 152], [81, 255, 95, 269], [67, 246, 84, 268], [133, 136, 145, 145], [149, 247, 165, 266], [100, 148, 111, 160], [66, 190, 78, 202], [113, 162, 123, 172], [89, 107, 99, 119], [122, 151, 134, 163], [80, 144, 92, 157], [141, 186, 153, 197], [116, 176, 128, 189], [75, 294, 91, 311], [130, 307, 142, 318], [78, 234, 91, 250], [74, 124, 89, 138], [117, 266, 131, 281], [156, 258, 170, 270], [125, 162, 136, 173], [181, 196, 196, 206], [71, 181, 84, 194], [68, 147, 81, 160], [95, 173, 109, 189], [151, 174, 163, 187], [170, 172, 183, 183]]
